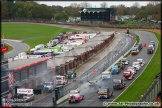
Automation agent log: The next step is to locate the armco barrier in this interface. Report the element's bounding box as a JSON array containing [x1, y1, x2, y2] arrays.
[[138, 73, 161, 102]]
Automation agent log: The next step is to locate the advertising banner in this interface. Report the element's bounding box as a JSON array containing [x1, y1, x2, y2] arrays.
[[17, 88, 33, 94], [1, 46, 8, 52]]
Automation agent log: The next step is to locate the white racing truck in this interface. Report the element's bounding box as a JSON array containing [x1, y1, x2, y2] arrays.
[[56, 76, 68, 85], [43, 82, 55, 93], [101, 71, 112, 80]]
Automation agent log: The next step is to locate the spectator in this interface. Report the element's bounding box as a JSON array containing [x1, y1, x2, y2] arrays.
[[126, 28, 129, 34]]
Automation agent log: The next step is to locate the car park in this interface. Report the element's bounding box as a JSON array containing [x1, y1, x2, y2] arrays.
[[132, 62, 141, 71], [98, 88, 113, 99], [123, 70, 134, 80], [68, 89, 84, 103], [121, 58, 129, 65], [113, 79, 126, 90], [137, 59, 145, 67]]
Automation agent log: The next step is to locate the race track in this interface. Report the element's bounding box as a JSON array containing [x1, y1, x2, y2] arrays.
[[4, 39, 29, 58], [60, 31, 158, 107]]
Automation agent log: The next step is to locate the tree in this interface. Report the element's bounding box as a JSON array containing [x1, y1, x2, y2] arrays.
[[69, 3, 81, 18], [54, 13, 68, 21], [80, 2, 91, 8], [1, 6, 9, 19], [100, 2, 108, 8]]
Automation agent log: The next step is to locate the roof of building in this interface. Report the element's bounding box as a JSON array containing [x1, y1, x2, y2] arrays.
[[8, 57, 50, 70], [85, 8, 108, 11], [47, 56, 74, 67]]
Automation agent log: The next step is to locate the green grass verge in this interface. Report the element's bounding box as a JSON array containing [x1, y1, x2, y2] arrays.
[[136, 35, 140, 44], [4, 43, 13, 54], [109, 31, 161, 107], [2, 23, 82, 52], [58, 99, 68, 106]]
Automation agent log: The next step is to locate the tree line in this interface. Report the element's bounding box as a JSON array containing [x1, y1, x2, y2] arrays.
[[1, 1, 161, 21]]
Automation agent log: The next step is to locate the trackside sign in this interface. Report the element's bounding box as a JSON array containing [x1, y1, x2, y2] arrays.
[[17, 88, 33, 94]]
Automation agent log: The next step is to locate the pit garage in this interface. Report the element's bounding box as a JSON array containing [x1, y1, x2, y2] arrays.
[[8, 32, 115, 97]]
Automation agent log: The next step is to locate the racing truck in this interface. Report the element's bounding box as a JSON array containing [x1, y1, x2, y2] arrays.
[[98, 88, 113, 99], [113, 79, 126, 90], [147, 46, 154, 54], [43, 82, 55, 93], [131, 47, 139, 55], [150, 41, 155, 47], [121, 58, 129, 65], [127, 66, 137, 75], [111, 65, 120, 74], [65, 70, 76, 79], [56, 76, 68, 85], [101, 71, 111, 80], [68, 89, 84, 103], [137, 59, 145, 67], [116, 62, 125, 70], [123, 70, 134, 80], [132, 62, 141, 71]]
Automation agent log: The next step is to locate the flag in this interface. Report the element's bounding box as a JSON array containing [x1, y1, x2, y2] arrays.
[[8, 72, 14, 86]]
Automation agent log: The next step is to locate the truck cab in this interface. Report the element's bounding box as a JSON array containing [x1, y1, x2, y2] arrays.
[[113, 79, 126, 90], [98, 88, 113, 99], [68, 89, 84, 103], [147, 46, 154, 54], [127, 66, 137, 75], [132, 62, 141, 71], [150, 41, 155, 47], [56, 76, 68, 85], [111, 65, 120, 74], [121, 58, 129, 65], [131, 47, 139, 55], [116, 62, 125, 70], [65, 70, 76, 79], [137, 59, 145, 67], [148, 44, 154, 51], [123, 70, 134, 80], [101, 71, 111, 80], [43, 82, 54, 93]]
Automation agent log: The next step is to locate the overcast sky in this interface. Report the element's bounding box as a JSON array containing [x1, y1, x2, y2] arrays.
[[38, 1, 149, 7]]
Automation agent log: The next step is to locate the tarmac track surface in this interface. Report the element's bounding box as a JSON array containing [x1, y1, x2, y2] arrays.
[[4, 39, 29, 58], [60, 31, 158, 107]]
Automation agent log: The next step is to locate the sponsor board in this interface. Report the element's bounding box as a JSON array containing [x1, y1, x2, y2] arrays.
[[1, 46, 8, 52], [17, 88, 33, 94]]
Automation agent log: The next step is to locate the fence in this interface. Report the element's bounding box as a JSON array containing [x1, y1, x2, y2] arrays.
[[138, 72, 161, 102], [1, 18, 161, 29]]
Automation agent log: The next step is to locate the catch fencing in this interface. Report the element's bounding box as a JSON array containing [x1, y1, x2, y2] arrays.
[[138, 73, 161, 102]]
